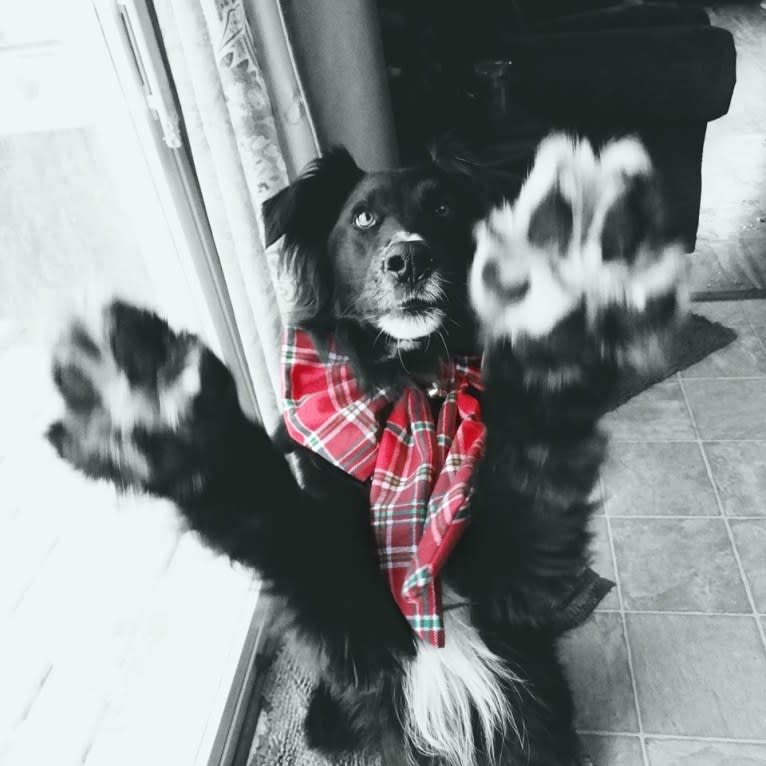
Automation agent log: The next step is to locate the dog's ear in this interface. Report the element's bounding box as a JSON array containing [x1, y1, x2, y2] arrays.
[[262, 148, 363, 323]]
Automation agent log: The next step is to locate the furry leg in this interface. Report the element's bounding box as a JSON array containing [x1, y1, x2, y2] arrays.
[[48, 301, 416, 696]]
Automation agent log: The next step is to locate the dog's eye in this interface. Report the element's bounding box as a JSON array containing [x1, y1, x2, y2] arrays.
[[353, 209, 377, 230], [434, 202, 451, 217]]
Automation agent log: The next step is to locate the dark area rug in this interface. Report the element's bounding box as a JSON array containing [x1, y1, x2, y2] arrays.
[[247, 639, 376, 766], [608, 311, 737, 410]]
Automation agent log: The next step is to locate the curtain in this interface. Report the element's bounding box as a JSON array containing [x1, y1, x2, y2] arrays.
[[153, 0, 397, 429], [153, 0, 292, 431]]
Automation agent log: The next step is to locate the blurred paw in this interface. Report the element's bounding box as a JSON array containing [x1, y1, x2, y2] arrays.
[[470, 134, 686, 380], [48, 301, 208, 489]]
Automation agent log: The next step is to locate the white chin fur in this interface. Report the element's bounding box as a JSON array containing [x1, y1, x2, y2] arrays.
[[377, 310, 444, 341]]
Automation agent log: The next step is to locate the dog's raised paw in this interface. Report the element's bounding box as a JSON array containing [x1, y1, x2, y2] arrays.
[[48, 300, 210, 490], [470, 134, 686, 377]]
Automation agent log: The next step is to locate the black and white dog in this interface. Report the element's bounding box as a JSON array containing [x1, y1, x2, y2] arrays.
[[48, 135, 684, 765]]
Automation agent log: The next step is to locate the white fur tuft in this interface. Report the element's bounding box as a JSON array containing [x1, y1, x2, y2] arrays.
[[402, 596, 526, 766], [159, 346, 202, 428]]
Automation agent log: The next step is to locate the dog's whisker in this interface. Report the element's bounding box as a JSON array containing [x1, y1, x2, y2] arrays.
[[396, 341, 412, 374], [436, 330, 451, 361], [372, 328, 387, 349]]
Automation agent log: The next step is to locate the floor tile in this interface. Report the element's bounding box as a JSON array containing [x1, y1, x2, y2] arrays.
[[730, 519, 766, 612], [560, 613, 639, 733], [612, 519, 749, 613], [602, 381, 695, 442], [704, 441, 766, 517], [590, 517, 619, 610], [602, 442, 718, 517], [751, 323, 766, 349], [627, 614, 766, 738], [681, 326, 766, 378], [741, 231, 766, 283], [711, 236, 766, 290], [580, 735, 644, 766], [691, 300, 750, 328], [689, 248, 738, 293], [683, 380, 766, 440], [739, 299, 766, 326], [646, 738, 766, 766]]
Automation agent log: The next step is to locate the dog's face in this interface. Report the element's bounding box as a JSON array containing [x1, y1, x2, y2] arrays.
[[263, 149, 479, 356], [328, 167, 474, 343]]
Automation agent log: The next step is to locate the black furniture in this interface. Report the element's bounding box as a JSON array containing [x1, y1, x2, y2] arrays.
[[379, 0, 737, 250]]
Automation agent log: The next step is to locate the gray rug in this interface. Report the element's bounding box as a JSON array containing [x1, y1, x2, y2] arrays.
[[606, 312, 736, 410], [247, 642, 378, 766]]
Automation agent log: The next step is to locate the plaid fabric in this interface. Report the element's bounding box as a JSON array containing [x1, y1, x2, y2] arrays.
[[282, 328, 485, 647]]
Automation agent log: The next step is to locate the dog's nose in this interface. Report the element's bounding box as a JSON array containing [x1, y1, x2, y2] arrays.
[[384, 242, 432, 284]]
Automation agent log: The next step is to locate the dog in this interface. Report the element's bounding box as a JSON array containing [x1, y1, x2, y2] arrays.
[[48, 134, 684, 765]]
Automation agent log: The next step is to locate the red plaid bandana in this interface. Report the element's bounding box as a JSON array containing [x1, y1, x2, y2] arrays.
[[281, 328, 486, 647]]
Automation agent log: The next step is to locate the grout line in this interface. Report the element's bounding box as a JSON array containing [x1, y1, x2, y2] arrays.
[[603, 512, 623, 611], [607, 514, 724, 520], [603, 508, 650, 766], [608, 438, 766, 444], [677, 375, 766, 381], [676, 373, 766, 661], [692, 288, 766, 303], [594, 608, 760, 618], [608, 514, 766, 520], [578, 730, 766, 745]]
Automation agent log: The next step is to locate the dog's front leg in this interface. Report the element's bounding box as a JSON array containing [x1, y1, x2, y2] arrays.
[[450, 134, 686, 627], [48, 301, 415, 690]]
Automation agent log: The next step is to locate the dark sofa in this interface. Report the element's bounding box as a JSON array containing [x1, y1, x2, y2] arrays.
[[379, 0, 737, 250]]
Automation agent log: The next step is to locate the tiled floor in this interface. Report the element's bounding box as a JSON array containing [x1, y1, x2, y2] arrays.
[[565, 7, 766, 759], [561, 299, 766, 765]]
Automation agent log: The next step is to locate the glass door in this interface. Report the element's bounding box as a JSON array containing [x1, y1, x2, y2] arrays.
[[0, 2, 260, 764]]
